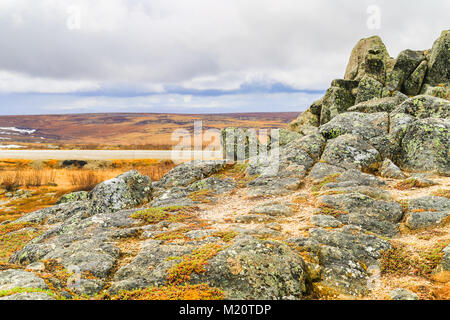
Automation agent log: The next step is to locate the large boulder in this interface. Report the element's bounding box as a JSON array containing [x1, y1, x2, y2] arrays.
[[154, 160, 226, 189], [90, 170, 152, 214], [193, 237, 309, 299], [308, 226, 391, 296], [425, 30, 450, 86], [319, 85, 356, 125], [320, 134, 382, 172], [393, 95, 450, 119], [319, 112, 388, 142], [355, 75, 383, 104], [399, 118, 449, 175], [405, 196, 450, 230], [344, 36, 390, 84], [348, 95, 406, 113], [316, 192, 403, 236], [0, 269, 48, 291], [385, 49, 427, 92], [404, 60, 428, 95]]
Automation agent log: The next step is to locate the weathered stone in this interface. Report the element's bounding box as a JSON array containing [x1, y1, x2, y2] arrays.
[[320, 134, 381, 172], [90, 170, 152, 214], [235, 214, 276, 224], [399, 118, 449, 175], [0, 269, 48, 291], [309, 226, 391, 296], [405, 196, 450, 230], [56, 191, 89, 205], [404, 60, 427, 95], [389, 288, 419, 300], [386, 49, 426, 92], [425, 30, 450, 86], [308, 162, 345, 181], [442, 245, 450, 271], [288, 110, 320, 134], [251, 202, 294, 217], [109, 240, 195, 293], [192, 237, 309, 299], [355, 75, 383, 104], [348, 95, 406, 113], [394, 95, 450, 119], [344, 36, 390, 84], [319, 112, 389, 144], [311, 214, 343, 228], [380, 159, 406, 179], [154, 160, 226, 189], [0, 292, 55, 300], [319, 87, 356, 125]]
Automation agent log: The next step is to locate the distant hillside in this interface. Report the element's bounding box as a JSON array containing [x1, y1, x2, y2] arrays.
[[0, 112, 299, 149]]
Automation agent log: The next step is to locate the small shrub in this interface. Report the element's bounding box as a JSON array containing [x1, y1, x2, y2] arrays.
[[131, 206, 189, 224], [103, 284, 224, 300], [167, 243, 223, 285]]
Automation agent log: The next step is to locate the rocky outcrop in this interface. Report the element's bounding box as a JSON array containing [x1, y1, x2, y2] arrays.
[[425, 30, 450, 86], [0, 31, 448, 301]]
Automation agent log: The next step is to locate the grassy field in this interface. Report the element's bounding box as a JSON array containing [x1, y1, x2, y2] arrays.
[[0, 159, 175, 224], [0, 112, 298, 150]]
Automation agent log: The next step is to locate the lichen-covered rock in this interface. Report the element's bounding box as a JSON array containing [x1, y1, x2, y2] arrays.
[[0, 292, 55, 300], [319, 112, 389, 144], [442, 245, 450, 271], [13, 201, 90, 224], [389, 288, 419, 300], [320, 134, 381, 172], [109, 240, 195, 293], [287, 110, 320, 134], [344, 36, 390, 84], [405, 196, 450, 230], [399, 118, 449, 175], [277, 129, 302, 147], [154, 160, 226, 189], [404, 60, 427, 96], [394, 95, 450, 119], [380, 159, 406, 179], [308, 162, 345, 181], [316, 192, 402, 236], [309, 226, 391, 296], [425, 30, 450, 86], [385, 49, 426, 92], [348, 95, 406, 113], [192, 237, 309, 299], [319, 86, 356, 125], [90, 170, 152, 214], [250, 202, 294, 217], [421, 84, 450, 99], [0, 269, 48, 291], [311, 215, 343, 228], [355, 75, 383, 104], [56, 191, 89, 205]]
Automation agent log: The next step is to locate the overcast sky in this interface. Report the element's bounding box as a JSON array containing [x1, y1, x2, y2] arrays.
[[0, 0, 448, 115]]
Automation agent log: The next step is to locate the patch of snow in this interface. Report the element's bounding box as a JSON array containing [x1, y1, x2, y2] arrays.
[[0, 127, 36, 134], [0, 144, 25, 149]]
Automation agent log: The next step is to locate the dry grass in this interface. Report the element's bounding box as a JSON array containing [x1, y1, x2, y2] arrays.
[[0, 169, 57, 191], [68, 170, 104, 192]]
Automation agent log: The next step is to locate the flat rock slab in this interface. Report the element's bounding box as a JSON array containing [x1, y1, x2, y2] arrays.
[[0, 269, 48, 291], [250, 202, 294, 217]]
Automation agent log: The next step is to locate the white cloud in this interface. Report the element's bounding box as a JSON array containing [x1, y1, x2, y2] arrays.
[[0, 0, 448, 113]]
